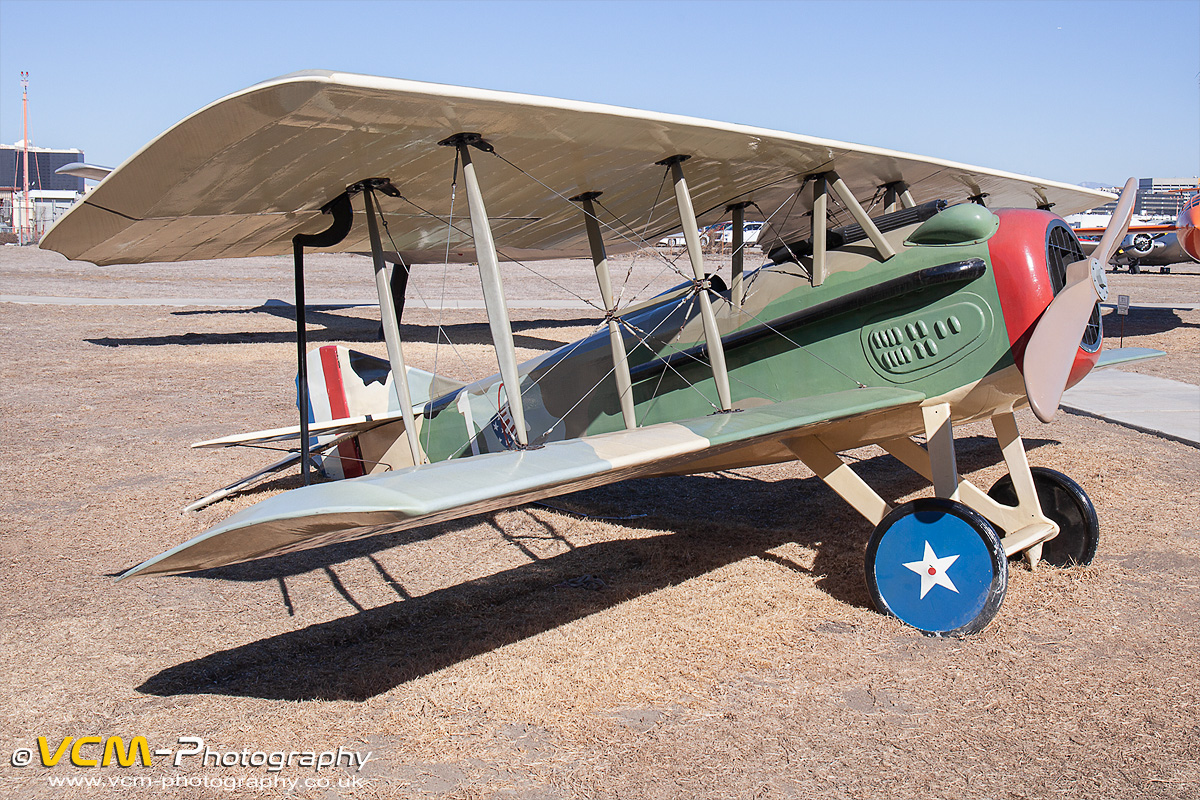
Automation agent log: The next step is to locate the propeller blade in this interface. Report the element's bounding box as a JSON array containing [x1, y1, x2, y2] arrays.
[[1091, 177, 1139, 265], [1022, 178, 1138, 422], [1024, 259, 1104, 422]]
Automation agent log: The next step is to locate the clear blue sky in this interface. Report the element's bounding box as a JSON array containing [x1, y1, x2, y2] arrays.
[[1, 0, 1196, 186]]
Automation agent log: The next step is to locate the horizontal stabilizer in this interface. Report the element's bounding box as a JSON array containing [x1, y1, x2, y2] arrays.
[[193, 352, 464, 449], [192, 411, 406, 448], [121, 387, 924, 579]]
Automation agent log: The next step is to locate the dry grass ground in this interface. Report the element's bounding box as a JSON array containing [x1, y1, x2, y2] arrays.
[[1, 247, 1198, 799]]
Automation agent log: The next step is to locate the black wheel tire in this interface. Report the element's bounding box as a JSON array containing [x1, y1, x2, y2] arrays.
[[988, 467, 1099, 567], [865, 498, 1008, 637], [1129, 263, 1141, 274]]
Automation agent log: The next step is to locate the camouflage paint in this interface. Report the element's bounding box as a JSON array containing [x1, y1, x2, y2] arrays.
[[417, 213, 1012, 463]]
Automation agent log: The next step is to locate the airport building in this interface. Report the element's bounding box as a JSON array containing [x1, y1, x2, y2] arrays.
[[1, 143, 85, 242], [1082, 177, 1199, 219], [1137, 177, 1199, 217]]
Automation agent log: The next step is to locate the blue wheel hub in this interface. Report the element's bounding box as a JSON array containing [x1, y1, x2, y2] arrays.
[[865, 498, 1007, 636]]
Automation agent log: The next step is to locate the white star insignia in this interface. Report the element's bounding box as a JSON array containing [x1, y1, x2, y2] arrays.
[[903, 541, 960, 599]]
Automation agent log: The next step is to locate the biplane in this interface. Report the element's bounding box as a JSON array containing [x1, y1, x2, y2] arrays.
[[42, 71, 1158, 637]]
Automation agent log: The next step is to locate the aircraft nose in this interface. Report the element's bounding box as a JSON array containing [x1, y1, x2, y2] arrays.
[[1177, 199, 1200, 263]]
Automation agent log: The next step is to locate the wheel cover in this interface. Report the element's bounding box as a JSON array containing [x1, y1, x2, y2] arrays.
[[866, 499, 1007, 636]]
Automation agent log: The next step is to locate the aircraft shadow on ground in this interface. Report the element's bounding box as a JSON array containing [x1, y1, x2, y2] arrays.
[[87, 301, 596, 350], [137, 435, 1055, 702], [1102, 307, 1198, 337]]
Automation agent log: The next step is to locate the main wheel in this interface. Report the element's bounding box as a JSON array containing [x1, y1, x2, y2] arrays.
[[988, 467, 1099, 567], [865, 498, 1008, 637]]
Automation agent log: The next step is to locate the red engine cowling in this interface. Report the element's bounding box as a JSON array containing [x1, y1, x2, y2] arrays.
[[987, 209, 1103, 392]]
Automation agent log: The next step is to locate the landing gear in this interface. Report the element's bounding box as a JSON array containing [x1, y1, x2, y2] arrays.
[[865, 498, 1008, 637], [791, 410, 1096, 636], [1128, 262, 1141, 274], [988, 468, 1099, 567]]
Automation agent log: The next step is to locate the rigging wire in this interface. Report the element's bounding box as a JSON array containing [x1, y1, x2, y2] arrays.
[[488, 150, 691, 282], [397, 193, 605, 313], [381, 148, 876, 457], [377, 205, 474, 379], [642, 165, 671, 242], [593, 196, 695, 309], [430, 149, 467, 453], [533, 288, 737, 443]]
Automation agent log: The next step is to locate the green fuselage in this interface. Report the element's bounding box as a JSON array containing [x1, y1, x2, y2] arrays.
[[417, 218, 1009, 463]]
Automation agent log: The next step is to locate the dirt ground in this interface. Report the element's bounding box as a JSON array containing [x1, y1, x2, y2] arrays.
[[1, 245, 1198, 800]]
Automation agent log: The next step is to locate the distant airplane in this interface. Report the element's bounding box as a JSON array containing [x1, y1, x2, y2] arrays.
[[1074, 190, 1200, 272]]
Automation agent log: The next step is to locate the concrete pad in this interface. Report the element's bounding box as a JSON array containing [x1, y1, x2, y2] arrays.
[[1062, 369, 1200, 447]]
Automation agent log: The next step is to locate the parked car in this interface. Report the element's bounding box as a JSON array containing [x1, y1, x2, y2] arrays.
[[656, 221, 765, 249], [656, 229, 700, 248], [718, 220, 765, 245]]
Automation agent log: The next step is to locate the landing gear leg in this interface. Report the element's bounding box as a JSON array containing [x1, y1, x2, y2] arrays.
[[882, 411, 1063, 569], [788, 405, 1012, 636], [988, 468, 1099, 567]]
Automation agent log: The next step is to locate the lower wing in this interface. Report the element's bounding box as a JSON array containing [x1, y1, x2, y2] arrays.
[[121, 387, 923, 578]]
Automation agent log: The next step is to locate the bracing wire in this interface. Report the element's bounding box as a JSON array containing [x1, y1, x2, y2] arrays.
[[397, 193, 605, 313], [378, 207, 474, 379], [494, 155, 870, 392], [642, 166, 671, 241], [593, 196, 694, 307], [377, 147, 877, 458], [488, 151, 691, 281]]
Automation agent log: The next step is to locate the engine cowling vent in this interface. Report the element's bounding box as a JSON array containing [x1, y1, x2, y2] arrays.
[[1047, 221, 1101, 352]]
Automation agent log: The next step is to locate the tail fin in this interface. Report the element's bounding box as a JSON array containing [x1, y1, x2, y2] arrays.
[[302, 346, 465, 478]]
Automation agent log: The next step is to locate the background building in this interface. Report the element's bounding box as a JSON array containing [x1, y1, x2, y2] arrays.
[[1081, 177, 1200, 219], [1, 143, 85, 241], [1137, 177, 1200, 217]]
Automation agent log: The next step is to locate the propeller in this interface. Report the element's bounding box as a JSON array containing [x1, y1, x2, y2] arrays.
[[1023, 177, 1138, 422]]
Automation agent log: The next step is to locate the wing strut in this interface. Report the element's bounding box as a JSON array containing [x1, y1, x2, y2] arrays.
[[812, 174, 829, 286], [442, 133, 529, 446], [358, 179, 424, 465], [658, 154, 734, 412], [728, 201, 750, 306], [827, 171, 896, 262], [883, 181, 915, 213], [291, 191, 353, 484], [572, 191, 637, 429]]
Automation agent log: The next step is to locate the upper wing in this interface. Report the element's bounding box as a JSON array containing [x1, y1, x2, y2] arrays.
[[42, 70, 1110, 267], [120, 387, 923, 578]]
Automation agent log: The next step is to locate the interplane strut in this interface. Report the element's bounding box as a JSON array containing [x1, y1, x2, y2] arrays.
[[658, 154, 734, 412], [360, 181, 424, 466], [442, 133, 530, 447], [572, 191, 638, 430]]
